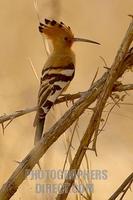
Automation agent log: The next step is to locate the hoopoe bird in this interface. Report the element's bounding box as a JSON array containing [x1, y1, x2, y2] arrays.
[[34, 19, 100, 144]]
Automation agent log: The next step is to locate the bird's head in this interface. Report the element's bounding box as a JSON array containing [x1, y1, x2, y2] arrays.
[[39, 19, 100, 51]]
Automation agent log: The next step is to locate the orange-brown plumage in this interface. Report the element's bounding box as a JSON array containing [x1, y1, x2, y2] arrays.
[[34, 19, 100, 146], [39, 19, 74, 49]]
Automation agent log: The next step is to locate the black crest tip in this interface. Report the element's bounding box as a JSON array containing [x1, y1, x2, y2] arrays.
[[40, 22, 45, 26], [45, 18, 50, 24], [38, 26, 44, 33], [51, 20, 57, 26], [59, 24, 62, 28], [60, 21, 64, 25]]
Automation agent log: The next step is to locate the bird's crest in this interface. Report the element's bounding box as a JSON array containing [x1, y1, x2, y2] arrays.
[[39, 19, 74, 39]]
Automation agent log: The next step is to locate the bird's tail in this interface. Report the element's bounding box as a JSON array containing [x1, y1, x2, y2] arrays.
[[34, 116, 45, 145]]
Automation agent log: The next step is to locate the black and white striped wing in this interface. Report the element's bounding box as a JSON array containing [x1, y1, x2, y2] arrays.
[[34, 63, 75, 125], [34, 63, 75, 144]]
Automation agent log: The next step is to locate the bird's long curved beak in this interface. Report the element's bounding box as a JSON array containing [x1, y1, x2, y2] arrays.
[[73, 37, 100, 45]]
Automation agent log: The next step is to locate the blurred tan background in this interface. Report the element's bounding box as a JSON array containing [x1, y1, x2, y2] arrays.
[[0, 0, 133, 199]]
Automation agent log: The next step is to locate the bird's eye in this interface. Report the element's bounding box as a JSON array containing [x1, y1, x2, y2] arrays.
[[64, 37, 68, 41]]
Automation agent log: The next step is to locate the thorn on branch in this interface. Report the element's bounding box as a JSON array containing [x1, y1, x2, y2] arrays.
[[104, 66, 111, 70], [92, 131, 98, 156], [4, 119, 13, 130], [99, 56, 108, 68], [128, 14, 133, 19], [1, 123, 5, 135], [83, 147, 95, 151], [90, 67, 99, 87], [13, 160, 21, 164], [87, 107, 95, 111], [110, 95, 121, 108]]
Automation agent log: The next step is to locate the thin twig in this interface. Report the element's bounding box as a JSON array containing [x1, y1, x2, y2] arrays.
[[62, 119, 79, 173], [74, 185, 89, 200], [0, 83, 133, 125], [28, 57, 39, 82], [33, 0, 50, 56], [0, 106, 38, 124], [99, 56, 108, 68], [90, 67, 99, 87], [4, 119, 13, 130], [96, 97, 122, 137]]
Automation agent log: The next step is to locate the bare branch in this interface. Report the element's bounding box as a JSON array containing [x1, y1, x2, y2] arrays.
[[108, 172, 133, 200], [0, 106, 38, 124], [0, 83, 133, 125], [114, 83, 133, 92]]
